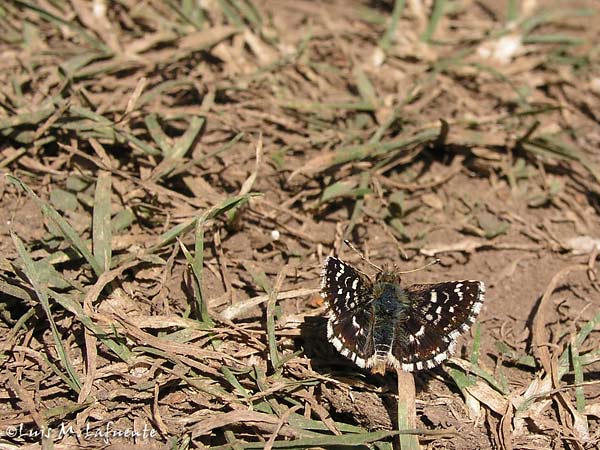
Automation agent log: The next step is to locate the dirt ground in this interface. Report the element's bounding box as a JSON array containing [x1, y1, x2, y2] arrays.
[[0, 0, 599, 449]]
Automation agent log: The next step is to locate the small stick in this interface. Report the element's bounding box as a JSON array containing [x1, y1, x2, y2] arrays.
[[396, 368, 420, 450]]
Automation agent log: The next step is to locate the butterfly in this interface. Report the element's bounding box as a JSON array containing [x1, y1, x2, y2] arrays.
[[321, 256, 485, 374]]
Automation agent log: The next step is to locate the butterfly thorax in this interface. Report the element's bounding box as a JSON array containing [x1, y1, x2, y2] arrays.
[[371, 281, 409, 316]]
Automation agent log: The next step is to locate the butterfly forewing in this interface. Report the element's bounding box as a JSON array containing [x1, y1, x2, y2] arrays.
[[321, 257, 375, 368], [392, 281, 485, 370], [405, 281, 485, 337]]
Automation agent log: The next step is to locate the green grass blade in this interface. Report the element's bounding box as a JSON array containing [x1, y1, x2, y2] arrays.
[[212, 430, 403, 449], [570, 341, 585, 412], [221, 366, 252, 399], [12, 0, 110, 52], [522, 34, 583, 45], [470, 323, 481, 366], [353, 67, 378, 108], [266, 271, 285, 372], [170, 116, 204, 159], [193, 216, 213, 326], [179, 238, 212, 326], [154, 218, 197, 250], [0, 104, 55, 130], [397, 371, 420, 450], [506, 0, 519, 22], [519, 8, 594, 34], [231, 0, 262, 29], [522, 137, 600, 183], [344, 171, 370, 239], [156, 194, 258, 324], [8, 175, 103, 277], [152, 193, 259, 251], [379, 0, 406, 51], [421, 0, 446, 42], [558, 311, 600, 377], [320, 181, 371, 205], [168, 0, 204, 29], [11, 232, 81, 392], [92, 171, 112, 273], [216, 0, 244, 26], [334, 127, 439, 165], [145, 114, 171, 154], [50, 290, 132, 361]]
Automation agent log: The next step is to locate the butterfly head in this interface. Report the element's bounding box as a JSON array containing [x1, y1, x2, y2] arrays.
[[375, 268, 402, 285]]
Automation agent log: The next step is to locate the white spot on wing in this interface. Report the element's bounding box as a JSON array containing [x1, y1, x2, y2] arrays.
[[434, 352, 447, 364], [454, 282, 463, 301], [330, 336, 344, 352], [430, 290, 437, 303], [326, 319, 334, 339], [448, 329, 461, 340], [448, 340, 457, 354], [354, 355, 366, 368], [402, 362, 415, 371]]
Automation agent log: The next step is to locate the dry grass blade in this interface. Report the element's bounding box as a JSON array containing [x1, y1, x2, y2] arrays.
[[220, 287, 319, 320], [531, 264, 588, 374]]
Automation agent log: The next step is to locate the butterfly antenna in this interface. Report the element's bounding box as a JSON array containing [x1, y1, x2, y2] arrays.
[[397, 258, 440, 274], [343, 239, 383, 272]]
